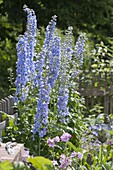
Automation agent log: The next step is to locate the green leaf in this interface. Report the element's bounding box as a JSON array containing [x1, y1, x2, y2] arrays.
[[91, 64, 98, 68], [68, 141, 82, 152], [0, 161, 13, 170], [103, 163, 112, 170], [9, 119, 14, 127], [0, 0, 3, 5], [109, 130, 113, 135], [27, 156, 52, 170], [94, 82, 98, 87], [0, 111, 7, 120]]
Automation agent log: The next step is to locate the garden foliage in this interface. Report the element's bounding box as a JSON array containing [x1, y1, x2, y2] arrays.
[[2, 6, 113, 170], [4, 5, 86, 154]]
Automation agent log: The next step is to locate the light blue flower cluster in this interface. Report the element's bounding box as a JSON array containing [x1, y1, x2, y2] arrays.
[[33, 16, 60, 137], [33, 49, 50, 137], [45, 16, 61, 88], [44, 15, 57, 46], [47, 35, 61, 88], [62, 26, 73, 62], [74, 33, 86, 67], [23, 5, 37, 85], [57, 27, 74, 122], [15, 34, 29, 101], [58, 86, 69, 122], [15, 6, 37, 102], [33, 79, 51, 137], [15, 6, 86, 138], [72, 33, 86, 78]]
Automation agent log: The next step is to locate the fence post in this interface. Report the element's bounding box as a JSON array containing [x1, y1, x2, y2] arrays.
[[0, 103, 2, 122], [8, 95, 14, 115], [0, 120, 6, 142]]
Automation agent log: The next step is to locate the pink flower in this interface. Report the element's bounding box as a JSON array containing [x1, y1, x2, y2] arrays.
[[52, 160, 58, 166], [59, 154, 67, 163], [70, 151, 77, 158], [60, 132, 72, 142], [54, 136, 60, 142], [59, 154, 72, 169], [107, 140, 113, 146], [77, 152, 83, 160], [22, 150, 30, 162], [47, 138, 55, 148]]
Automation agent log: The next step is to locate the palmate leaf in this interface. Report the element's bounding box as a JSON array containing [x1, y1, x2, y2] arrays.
[[109, 130, 113, 135], [27, 156, 52, 170], [0, 161, 13, 170]]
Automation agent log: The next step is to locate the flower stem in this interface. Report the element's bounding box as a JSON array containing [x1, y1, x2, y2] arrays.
[[111, 151, 113, 168], [100, 143, 103, 169], [38, 137, 41, 156]]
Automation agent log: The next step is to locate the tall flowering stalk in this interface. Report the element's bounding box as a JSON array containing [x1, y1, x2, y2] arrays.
[[24, 5, 37, 86], [57, 27, 73, 122], [44, 15, 61, 88], [33, 16, 60, 137], [15, 6, 86, 141], [33, 50, 51, 137], [15, 34, 29, 101], [72, 33, 86, 78], [15, 6, 37, 102]]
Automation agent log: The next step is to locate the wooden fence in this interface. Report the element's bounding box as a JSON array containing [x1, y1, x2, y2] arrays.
[[0, 95, 18, 141], [78, 70, 113, 115], [0, 70, 113, 118], [0, 95, 14, 122]]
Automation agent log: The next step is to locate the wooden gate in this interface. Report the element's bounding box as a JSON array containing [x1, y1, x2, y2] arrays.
[[78, 70, 113, 115]]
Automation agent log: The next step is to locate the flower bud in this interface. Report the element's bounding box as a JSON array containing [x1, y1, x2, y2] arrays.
[[98, 129, 107, 143], [86, 153, 94, 165]]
